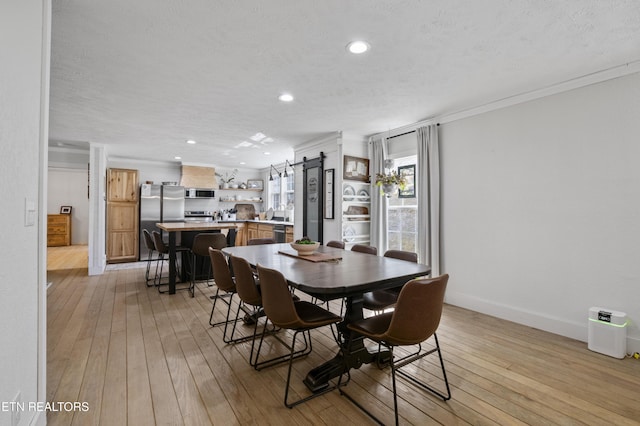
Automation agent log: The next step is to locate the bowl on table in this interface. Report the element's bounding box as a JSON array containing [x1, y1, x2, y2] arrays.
[[290, 241, 320, 256]]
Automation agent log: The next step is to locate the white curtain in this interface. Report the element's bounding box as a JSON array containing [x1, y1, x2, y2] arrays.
[[368, 135, 388, 253], [416, 125, 441, 275]]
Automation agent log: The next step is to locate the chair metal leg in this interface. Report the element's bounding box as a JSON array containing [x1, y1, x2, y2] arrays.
[[156, 251, 190, 294], [394, 333, 451, 401], [252, 317, 311, 371], [145, 250, 155, 286], [340, 333, 451, 425], [283, 329, 346, 408]]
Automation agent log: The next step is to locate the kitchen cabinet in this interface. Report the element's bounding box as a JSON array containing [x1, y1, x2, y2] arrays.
[[246, 223, 259, 241], [258, 223, 274, 240], [341, 181, 371, 248], [107, 168, 139, 262], [107, 168, 138, 202], [47, 214, 72, 246], [245, 222, 293, 243]]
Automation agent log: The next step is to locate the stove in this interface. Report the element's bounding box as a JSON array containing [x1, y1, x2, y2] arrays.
[[184, 210, 214, 222]]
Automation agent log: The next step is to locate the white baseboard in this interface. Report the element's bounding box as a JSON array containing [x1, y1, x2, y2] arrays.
[[627, 335, 640, 355], [446, 291, 640, 355], [446, 291, 588, 342]]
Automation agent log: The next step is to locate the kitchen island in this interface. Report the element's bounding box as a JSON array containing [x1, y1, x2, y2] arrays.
[[155, 221, 239, 294]]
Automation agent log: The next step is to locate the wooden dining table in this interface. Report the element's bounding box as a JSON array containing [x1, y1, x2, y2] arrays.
[[222, 243, 431, 392], [155, 222, 238, 294]]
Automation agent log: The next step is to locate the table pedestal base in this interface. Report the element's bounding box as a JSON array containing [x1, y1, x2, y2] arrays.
[[303, 295, 391, 392]]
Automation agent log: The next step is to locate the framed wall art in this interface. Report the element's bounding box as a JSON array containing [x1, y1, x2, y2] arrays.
[[343, 155, 370, 182], [247, 179, 264, 190], [398, 164, 415, 198], [60, 206, 72, 214]]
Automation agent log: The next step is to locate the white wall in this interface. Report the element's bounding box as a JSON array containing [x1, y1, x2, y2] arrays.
[[0, 1, 48, 425], [441, 71, 640, 352], [48, 168, 90, 244]]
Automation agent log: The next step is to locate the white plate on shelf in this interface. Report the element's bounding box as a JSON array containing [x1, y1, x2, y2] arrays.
[[343, 185, 355, 200], [357, 189, 369, 198], [343, 226, 356, 242], [266, 207, 274, 220]]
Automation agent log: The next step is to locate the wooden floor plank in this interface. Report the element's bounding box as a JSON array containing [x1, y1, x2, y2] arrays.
[[47, 261, 640, 425], [125, 269, 157, 426]]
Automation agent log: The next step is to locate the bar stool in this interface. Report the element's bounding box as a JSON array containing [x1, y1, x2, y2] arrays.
[[188, 233, 227, 297], [152, 230, 190, 294], [142, 229, 157, 286]]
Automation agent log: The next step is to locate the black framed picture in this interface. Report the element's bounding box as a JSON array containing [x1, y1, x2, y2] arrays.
[[324, 168, 335, 219], [398, 164, 415, 198], [343, 155, 370, 182]]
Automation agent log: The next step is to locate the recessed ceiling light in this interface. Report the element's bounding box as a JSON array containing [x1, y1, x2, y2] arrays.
[[186, 139, 196, 144], [278, 93, 294, 102], [239, 161, 246, 165], [347, 40, 369, 54], [174, 156, 181, 160], [264, 152, 271, 155]]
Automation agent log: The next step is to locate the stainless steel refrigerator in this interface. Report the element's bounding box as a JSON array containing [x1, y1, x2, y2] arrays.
[[139, 184, 185, 260]]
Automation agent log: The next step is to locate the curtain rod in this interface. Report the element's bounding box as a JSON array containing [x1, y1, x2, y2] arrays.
[[386, 123, 439, 140]]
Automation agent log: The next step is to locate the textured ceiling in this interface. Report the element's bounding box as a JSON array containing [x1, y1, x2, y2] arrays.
[[49, 0, 640, 168]]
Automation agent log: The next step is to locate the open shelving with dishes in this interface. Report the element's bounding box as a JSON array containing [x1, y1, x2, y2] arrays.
[[217, 188, 263, 203], [341, 181, 371, 247]]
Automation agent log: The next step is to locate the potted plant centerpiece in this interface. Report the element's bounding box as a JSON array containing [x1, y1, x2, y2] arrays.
[[375, 170, 407, 197], [216, 168, 238, 189]]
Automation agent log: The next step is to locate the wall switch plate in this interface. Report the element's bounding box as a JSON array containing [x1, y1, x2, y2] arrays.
[[24, 198, 36, 227]]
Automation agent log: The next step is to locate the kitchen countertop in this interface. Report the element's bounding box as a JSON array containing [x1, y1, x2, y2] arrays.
[[217, 219, 294, 226]]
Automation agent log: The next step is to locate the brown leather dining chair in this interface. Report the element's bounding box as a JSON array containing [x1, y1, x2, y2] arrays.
[[247, 238, 276, 245], [362, 250, 419, 312], [340, 274, 451, 425], [208, 248, 242, 342], [229, 255, 310, 369], [256, 264, 343, 408], [351, 243, 378, 255], [326, 240, 345, 249]]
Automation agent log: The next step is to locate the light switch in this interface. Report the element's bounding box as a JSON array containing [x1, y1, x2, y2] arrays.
[[25, 198, 36, 227]]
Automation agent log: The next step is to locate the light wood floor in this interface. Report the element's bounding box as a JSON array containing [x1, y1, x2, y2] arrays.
[[47, 264, 640, 425], [47, 244, 88, 271]]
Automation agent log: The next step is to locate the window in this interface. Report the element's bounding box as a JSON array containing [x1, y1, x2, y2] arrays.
[[268, 173, 294, 210], [387, 155, 417, 252]]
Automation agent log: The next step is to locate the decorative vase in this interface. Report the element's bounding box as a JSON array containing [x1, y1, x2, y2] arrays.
[[222, 182, 229, 189], [381, 183, 397, 197]]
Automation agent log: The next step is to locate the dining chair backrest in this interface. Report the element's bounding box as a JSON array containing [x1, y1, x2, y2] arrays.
[[229, 255, 262, 306], [256, 264, 302, 329], [326, 240, 345, 249], [383, 249, 418, 263], [143, 229, 156, 251], [247, 238, 276, 245], [208, 248, 235, 293], [383, 274, 448, 346], [192, 233, 226, 257], [351, 244, 377, 255], [152, 231, 168, 254]]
